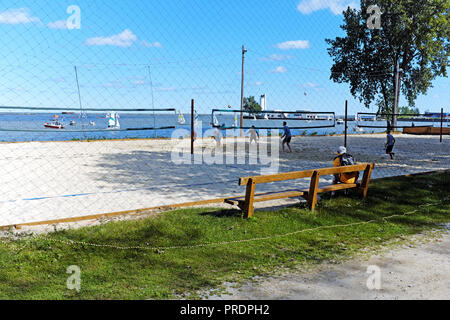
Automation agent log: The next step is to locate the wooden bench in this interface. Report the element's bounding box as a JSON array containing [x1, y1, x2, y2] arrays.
[[225, 163, 375, 218]]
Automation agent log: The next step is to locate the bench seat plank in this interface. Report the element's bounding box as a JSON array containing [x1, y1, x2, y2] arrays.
[[225, 190, 305, 206], [302, 183, 358, 194]]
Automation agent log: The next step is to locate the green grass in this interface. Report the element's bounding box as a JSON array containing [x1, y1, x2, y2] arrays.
[[1, 172, 449, 299]]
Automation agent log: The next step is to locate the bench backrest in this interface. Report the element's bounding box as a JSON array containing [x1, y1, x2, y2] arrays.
[[239, 163, 374, 186]]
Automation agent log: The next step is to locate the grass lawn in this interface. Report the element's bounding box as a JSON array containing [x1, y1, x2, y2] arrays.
[[1, 172, 449, 299]]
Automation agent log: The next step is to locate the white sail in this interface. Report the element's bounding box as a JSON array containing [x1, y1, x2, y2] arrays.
[[107, 112, 120, 128], [234, 113, 238, 127], [194, 111, 200, 125], [177, 110, 186, 124], [213, 114, 219, 126]]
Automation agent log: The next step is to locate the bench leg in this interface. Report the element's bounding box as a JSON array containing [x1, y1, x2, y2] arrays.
[[360, 164, 373, 198], [308, 171, 320, 211], [243, 178, 256, 218]]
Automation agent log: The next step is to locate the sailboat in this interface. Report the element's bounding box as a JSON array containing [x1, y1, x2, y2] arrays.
[[177, 110, 186, 124], [213, 114, 219, 127], [194, 111, 200, 126], [233, 113, 238, 127], [107, 111, 120, 129]]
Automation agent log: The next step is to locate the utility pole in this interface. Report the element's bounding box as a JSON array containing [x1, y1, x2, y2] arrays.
[[240, 45, 247, 137], [393, 60, 402, 131]]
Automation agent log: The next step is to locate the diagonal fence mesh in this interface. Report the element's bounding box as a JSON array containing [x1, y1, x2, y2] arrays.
[[0, 1, 447, 230]]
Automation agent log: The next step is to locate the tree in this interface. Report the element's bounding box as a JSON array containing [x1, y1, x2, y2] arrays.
[[243, 96, 262, 113], [326, 0, 449, 119], [399, 106, 420, 115]]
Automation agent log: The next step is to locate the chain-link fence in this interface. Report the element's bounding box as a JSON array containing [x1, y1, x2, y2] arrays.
[[0, 1, 448, 229]]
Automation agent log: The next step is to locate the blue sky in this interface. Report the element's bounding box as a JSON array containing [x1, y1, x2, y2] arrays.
[[0, 0, 448, 115]]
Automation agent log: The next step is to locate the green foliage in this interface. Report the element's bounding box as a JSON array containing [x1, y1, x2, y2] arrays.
[[326, 0, 449, 114], [243, 96, 262, 113], [399, 106, 420, 115]]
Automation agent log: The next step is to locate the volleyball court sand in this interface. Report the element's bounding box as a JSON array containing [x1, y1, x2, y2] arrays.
[[0, 134, 448, 226]]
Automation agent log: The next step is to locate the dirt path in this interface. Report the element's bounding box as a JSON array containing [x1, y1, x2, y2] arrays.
[[207, 231, 450, 300]]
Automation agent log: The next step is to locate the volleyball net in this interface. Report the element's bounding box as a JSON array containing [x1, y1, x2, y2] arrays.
[[211, 109, 336, 130], [356, 112, 448, 129]]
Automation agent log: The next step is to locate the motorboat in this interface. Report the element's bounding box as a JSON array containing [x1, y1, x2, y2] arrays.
[[44, 120, 65, 129], [336, 119, 344, 124], [70, 120, 76, 126]]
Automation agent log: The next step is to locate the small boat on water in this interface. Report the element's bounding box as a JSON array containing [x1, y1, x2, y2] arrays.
[[89, 121, 95, 126], [44, 120, 65, 129], [336, 119, 344, 124], [70, 120, 76, 126], [403, 125, 450, 135]]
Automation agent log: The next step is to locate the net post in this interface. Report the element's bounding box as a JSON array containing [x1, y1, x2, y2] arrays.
[[344, 100, 348, 148], [440, 107, 443, 143], [191, 99, 194, 155]]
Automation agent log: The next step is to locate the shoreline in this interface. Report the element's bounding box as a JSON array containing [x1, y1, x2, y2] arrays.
[[0, 130, 416, 144]]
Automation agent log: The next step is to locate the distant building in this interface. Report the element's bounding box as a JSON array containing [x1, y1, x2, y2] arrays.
[[424, 111, 449, 119]]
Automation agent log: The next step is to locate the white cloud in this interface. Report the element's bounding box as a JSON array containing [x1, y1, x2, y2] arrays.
[[270, 66, 287, 73], [259, 54, 293, 61], [0, 8, 41, 24], [297, 0, 359, 15], [276, 40, 310, 50], [300, 82, 324, 91], [47, 20, 69, 29], [154, 87, 177, 92], [141, 40, 163, 48], [85, 29, 138, 47], [300, 82, 319, 88], [104, 80, 125, 88]]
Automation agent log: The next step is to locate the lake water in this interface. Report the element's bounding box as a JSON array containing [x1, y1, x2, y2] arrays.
[[0, 112, 444, 142]]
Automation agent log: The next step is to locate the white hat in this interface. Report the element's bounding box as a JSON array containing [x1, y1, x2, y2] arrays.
[[338, 146, 347, 154]]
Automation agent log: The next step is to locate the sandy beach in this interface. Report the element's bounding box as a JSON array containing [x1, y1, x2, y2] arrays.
[[0, 133, 448, 227]]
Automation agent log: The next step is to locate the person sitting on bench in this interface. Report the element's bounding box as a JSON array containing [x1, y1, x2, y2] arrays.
[[333, 146, 359, 185]]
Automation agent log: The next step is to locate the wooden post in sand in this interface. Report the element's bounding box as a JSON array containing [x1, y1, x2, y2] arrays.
[[191, 99, 194, 155]]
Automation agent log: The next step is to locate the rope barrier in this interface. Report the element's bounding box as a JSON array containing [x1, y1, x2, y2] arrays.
[[0, 202, 443, 252]]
